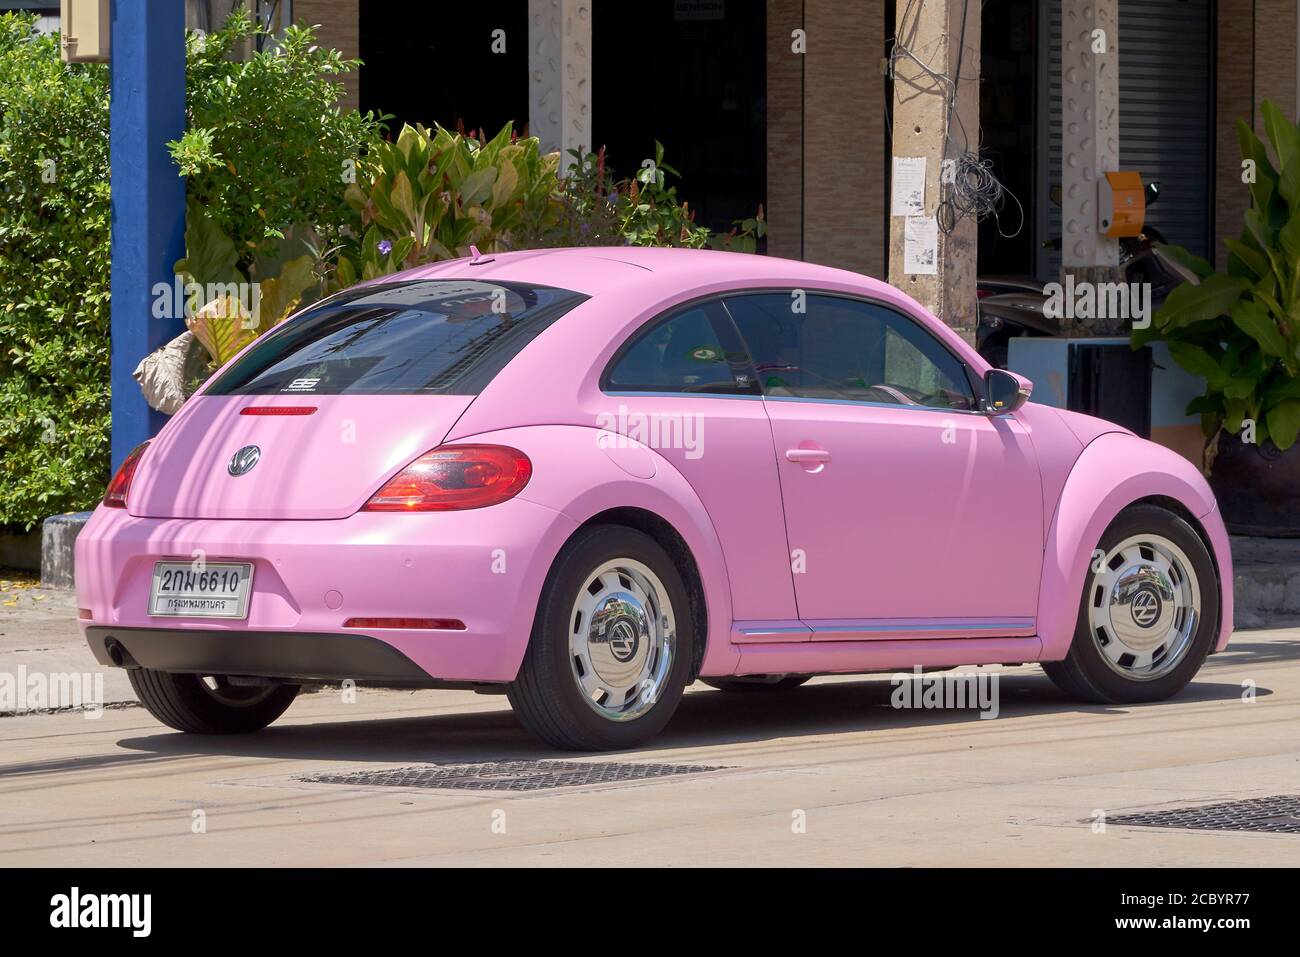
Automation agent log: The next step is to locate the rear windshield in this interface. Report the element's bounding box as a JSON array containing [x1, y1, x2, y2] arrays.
[[206, 279, 587, 396]]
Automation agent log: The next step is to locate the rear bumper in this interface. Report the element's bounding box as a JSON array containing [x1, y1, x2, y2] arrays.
[[74, 499, 580, 683], [86, 626, 441, 685]]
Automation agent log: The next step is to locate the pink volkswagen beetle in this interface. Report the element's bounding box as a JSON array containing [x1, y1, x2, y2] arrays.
[[76, 247, 1233, 750]]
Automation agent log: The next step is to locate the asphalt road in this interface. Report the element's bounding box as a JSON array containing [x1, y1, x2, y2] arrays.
[[2, 623, 1299, 867]]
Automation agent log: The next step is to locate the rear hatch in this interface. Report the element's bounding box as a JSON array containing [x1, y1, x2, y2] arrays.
[[128, 394, 473, 520], [127, 277, 587, 520]]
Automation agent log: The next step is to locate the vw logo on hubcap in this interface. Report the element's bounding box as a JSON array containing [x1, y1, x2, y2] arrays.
[[228, 445, 261, 476], [1131, 588, 1162, 628], [607, 619, 640, 663]]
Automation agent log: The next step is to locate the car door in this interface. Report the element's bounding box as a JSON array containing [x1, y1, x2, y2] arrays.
[[592, 297, 799, 625], [722, 291, 1044, 639]]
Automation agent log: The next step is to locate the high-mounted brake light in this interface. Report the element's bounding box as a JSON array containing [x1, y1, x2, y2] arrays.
[[240, 406, 317, 416], [362, 445, 532, 512], [103, 442, 150, 509]]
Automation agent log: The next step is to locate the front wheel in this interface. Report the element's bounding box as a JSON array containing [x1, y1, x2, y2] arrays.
[[1043, 504, 1219, 704], [128, 669, 299, 734], [508, 525, 694, 750]]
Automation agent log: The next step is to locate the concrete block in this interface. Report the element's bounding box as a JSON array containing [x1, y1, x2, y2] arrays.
[[41, 512, 92, 590]]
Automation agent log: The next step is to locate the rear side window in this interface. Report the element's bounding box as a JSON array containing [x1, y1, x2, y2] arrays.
[[604, 300, 758, 395], [206, 280, 587, 396]]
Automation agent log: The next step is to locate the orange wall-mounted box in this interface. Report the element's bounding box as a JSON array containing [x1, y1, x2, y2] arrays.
[[1100, 171, 1145, 238]]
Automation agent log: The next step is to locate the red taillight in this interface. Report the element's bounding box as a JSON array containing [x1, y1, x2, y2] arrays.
[[103, 442, 149, 509], [362, 445, 532, 512], [239, 406, 317, 416], [343, 617, 466, 630]]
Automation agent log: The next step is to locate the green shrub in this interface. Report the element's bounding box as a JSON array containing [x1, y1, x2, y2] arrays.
[[336, 121, 562, 283], [0, 13, 111, 529], [169, 10, 382, 271], [523, 142, 765, 252], [340, 131, 767, 284]]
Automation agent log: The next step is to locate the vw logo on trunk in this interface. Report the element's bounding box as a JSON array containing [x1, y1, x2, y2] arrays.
[[228, 445, 261, 476], [1131, 588, 1161, 628]]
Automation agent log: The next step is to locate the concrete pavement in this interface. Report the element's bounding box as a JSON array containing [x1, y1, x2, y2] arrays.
[[1, 621, 1299, 866]]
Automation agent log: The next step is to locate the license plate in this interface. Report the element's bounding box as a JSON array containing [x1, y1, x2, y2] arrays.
[[149, 561, 254, 619]]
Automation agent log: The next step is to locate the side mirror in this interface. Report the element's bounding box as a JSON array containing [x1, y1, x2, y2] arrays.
[[984, 369, 1032, 415]]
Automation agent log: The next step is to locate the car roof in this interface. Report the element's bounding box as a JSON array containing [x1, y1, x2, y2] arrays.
[[392, 246, 900, 299]]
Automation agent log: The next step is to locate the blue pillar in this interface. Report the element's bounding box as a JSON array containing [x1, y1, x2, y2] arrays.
[[109, 0, 186, 471]]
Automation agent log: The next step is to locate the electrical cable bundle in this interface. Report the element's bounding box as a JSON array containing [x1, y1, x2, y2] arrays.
[[888, 0, 1025, 238]]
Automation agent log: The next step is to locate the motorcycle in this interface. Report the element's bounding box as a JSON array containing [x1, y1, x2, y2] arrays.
[[975, 183, 1199, 367]]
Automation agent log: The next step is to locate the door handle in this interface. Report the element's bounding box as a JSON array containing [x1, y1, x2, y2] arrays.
[[785, 448, 831, 472]]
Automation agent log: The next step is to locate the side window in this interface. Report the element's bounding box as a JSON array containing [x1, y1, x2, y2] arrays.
[[604, 301, 756, 395], [722, 293, 976, 411]]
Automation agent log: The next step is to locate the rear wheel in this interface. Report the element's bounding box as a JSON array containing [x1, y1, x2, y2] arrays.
[[508, 525, 694, 750], [128, 669, 299, 734], [1043, 504, 1218, 703], [701, 675, 811, 692]]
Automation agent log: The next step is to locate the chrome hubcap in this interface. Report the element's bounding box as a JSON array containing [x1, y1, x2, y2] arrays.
[[1087, 534, 1200, 681], [568, 559, 675, 721]]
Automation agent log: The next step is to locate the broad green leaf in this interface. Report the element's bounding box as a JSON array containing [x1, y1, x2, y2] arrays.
[[1185, 394, 1223, 416], [1238, 118, 1279, 213], [491, 158, 519, 208], [1263, 100, 1300, 173], [255, 254, 315, 327], [1167, 341, 1227, 385], [390, 170, 417, 225], [1280, 207, 1300, 261], [1155, 243, 1214, 279], [1153, 274, 1247, 332], [174, 202, 241, 289], [1267, 398, 1300, 450], [1224, 237, 1271, 282], [460, 166, 497, 207], [1223, 377, 1258, 400], [1265, 375, 1300, 407], [1229, 297, 1290, 359]]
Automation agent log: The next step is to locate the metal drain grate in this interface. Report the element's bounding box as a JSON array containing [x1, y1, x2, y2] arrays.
[[1108, 795, 1300, 834], [297, 760, 730, 792]]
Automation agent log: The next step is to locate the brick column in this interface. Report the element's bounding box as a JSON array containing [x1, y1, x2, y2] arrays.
[[292, 0, 360, 110], [765, 0, 886, 276]]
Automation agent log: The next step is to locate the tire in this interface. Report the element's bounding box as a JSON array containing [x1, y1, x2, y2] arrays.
[[508, 524, 695, 750], [700, 675, 811, 692], [128, 669, 299, 734], [1043, 504, 1219, 704]]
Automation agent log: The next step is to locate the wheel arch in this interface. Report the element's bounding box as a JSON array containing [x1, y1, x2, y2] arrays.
[[1037, 432, 1232, 661], [569, 506, 710, 680], [450, 424, 740, 679]]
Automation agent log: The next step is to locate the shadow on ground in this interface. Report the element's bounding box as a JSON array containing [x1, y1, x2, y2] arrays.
[[25, 672, 1257, 774], [0, 630, 1285, 781]]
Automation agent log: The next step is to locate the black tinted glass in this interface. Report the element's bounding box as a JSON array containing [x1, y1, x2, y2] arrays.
[[723, 293, 976, 411], [206, 280, 587, 396]]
